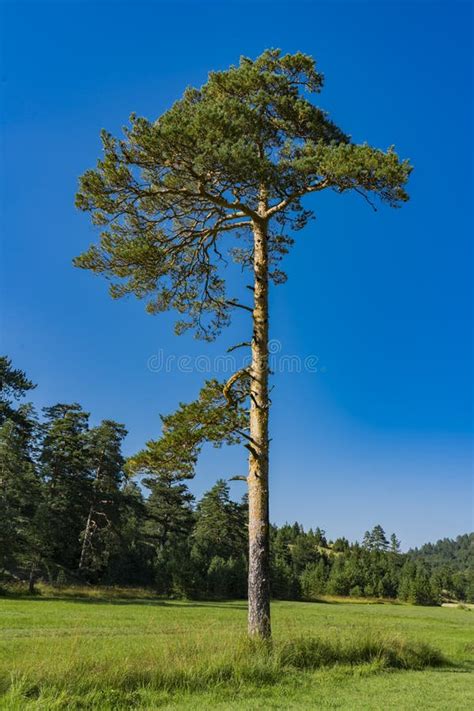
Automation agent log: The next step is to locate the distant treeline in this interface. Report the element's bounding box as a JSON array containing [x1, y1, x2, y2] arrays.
[[1, 356, 473, 604]]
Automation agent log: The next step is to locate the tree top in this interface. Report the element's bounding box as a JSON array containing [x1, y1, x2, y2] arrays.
[[75, 49, 412, 339]]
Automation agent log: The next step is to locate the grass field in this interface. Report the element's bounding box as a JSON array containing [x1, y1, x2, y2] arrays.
[[0, 588, 472, 709]]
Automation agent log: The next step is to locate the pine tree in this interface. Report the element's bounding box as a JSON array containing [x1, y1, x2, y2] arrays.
[[0, 419, 42, 581], [327, 556, 352, 596], [300, 559, 327, 599], [410, 564, 439, 605], [313, 527, 328, 548], [362, 530, 373, 549], [40, 404, 92, 570], [390, 533, 401, 553], [291, 532, 321, 574], [0, 356, 36, 428], [371, 525, 390, 551], [363, 525, 390, 551], [78, 420, 128, 575], [127, 413, 200, 594], [193, 481, 247, 599], [144, 477, 194, 552], [0, 358, 43, 588], [193, 480, 247, 563], [74, 50, 411, 636], [108, 480, 151, 586]]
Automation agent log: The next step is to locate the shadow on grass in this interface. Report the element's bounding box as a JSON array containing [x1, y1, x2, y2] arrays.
[[2, 586, 415, 609], [1, 592, 248, 610], [302, 596, 406, 606]]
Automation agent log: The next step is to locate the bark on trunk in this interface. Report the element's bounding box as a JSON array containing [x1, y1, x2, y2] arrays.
[[247, 216, 271, 638], [79, 505, 94, 571]]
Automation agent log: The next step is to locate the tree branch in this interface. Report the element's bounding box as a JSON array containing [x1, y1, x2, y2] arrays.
[[223, 367, 250, 406], [265, 179, 330, 218], [226, 299, 253, 313], [353, 187, 378, 212], [227, 341, 251, 353]]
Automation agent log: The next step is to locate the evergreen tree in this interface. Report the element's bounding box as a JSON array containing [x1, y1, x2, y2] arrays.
[[193, 480, 247, 562], [78, 420, 128, 576], [107, 480, 152, 586], [372, 525, 390, 551], [127, 417, 198, 594], [390, 533, 401, 553], [0, 419, 42, 583], [300, 559, 327, 599], [332, 536, 350, 552], [466, 571, 474, 603], [326, 556, 352, 596], [363, 525, 390, 552], [270, 524, 300, 599], [399, 560, 439, 605], [0, 356, 36, 428], [0, 359, 42, 588], [207, 555, 247, 599], [40, 404, 92, 571], [313, 527, 328, 548], [128, 380, 248, 594], [410, 564, 439, 605], [362, 530, 373, 549], [75, 49, 411, 638], [144, 477, 195, 596], [291, 533, 321, 574], [191, 480, 247, 598], [143, 477, 194, 552]]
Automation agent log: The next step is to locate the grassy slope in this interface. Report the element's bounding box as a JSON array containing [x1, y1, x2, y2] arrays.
[[0, 591, 472, 710]]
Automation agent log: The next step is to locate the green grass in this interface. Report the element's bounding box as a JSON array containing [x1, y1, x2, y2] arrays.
[[0, 588, 472, 709]]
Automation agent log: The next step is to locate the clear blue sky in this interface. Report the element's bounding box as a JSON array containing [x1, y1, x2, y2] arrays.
[[1, 1, 472, 548]]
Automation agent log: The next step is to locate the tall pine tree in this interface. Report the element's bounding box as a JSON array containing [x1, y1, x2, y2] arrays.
[[75, 50, 411, 636]]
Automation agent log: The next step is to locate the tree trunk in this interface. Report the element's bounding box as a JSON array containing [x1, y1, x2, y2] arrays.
[[28, 560, 36, 594], [247, 216, 271, 638], [79, 505, 94, 570], [79, 446, 106, 571]]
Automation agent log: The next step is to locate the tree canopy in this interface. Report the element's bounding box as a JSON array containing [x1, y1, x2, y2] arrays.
[[74, 49, 411, 339]]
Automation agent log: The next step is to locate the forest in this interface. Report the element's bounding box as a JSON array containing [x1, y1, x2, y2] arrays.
[[2, 355, 472, 604]]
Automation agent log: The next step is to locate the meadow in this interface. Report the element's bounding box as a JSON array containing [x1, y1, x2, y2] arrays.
[[0, 588, 472, 710]]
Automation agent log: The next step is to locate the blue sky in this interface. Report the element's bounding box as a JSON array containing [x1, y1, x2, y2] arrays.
[[1, 1, 472, 548]]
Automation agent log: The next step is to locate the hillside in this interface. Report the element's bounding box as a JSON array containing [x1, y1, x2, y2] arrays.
[[409, 533, 473, 572]]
